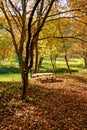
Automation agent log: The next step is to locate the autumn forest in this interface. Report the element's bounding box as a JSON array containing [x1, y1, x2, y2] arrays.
[[0, 0, 87, 129]]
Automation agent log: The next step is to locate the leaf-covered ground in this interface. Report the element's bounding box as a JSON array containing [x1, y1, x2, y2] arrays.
[[0, 75, 87, 130]]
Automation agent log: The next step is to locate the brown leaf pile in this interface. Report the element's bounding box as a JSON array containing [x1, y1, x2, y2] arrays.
[[0, 75, 87, 130]]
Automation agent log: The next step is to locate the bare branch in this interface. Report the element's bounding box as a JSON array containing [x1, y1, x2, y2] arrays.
[[8, 0, 22, 20]]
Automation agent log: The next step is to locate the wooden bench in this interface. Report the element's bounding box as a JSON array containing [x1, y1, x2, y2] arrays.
[[31, 73, 63, 83], [31, 73, 57, 83], [31, 73, 53, 78]]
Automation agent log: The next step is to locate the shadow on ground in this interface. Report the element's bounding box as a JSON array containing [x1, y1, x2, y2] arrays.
[[0, 77, 87, 130]]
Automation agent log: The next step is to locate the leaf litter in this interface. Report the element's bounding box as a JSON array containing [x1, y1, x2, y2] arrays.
[[0, 75, 87, 130]]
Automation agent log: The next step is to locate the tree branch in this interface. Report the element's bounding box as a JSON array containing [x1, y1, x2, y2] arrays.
[[39, 35, 87, 43]]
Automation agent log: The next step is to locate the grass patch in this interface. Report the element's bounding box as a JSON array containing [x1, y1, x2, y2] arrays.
[[0, 74, 21, 82], [39, 58, 84, 74], [0, 58, 85, 81]]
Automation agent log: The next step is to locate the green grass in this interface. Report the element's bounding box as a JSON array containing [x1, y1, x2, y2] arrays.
[[0, 58, 85, 81], [0, 74, 21, 82], [39, 58, 84, 74]]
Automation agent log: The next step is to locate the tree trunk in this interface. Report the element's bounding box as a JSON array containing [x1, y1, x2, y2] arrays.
[[34, 42, 39, 73], [83, 52, 87, 68], [85, 59, 87, 68], [18, 57, 29, 100], [64, 54, 71, 74], [84, 58, 87, 68], [50, 57, 56, 75], [21, 70, 28, 99], [38, 57, 43, 70]]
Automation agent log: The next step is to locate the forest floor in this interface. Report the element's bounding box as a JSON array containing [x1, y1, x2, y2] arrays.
[[0, 74, 87, 130]]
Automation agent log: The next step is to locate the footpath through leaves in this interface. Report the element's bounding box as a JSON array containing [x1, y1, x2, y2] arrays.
[[0, 75, 87, 130]]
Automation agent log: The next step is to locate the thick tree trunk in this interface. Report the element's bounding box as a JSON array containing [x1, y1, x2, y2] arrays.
[[21, 70, 28, 99], [18, 57, 29, 99], [65, 55, 71, 74]]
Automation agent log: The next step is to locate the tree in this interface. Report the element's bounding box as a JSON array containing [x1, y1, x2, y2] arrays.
[[67, 0, 87, 68], [0, 15, 15, 62], [0, 0, 55, 99], [39, 13, 72, 74], [0, 30, 14, 61], [33, 1, 44, 73]]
